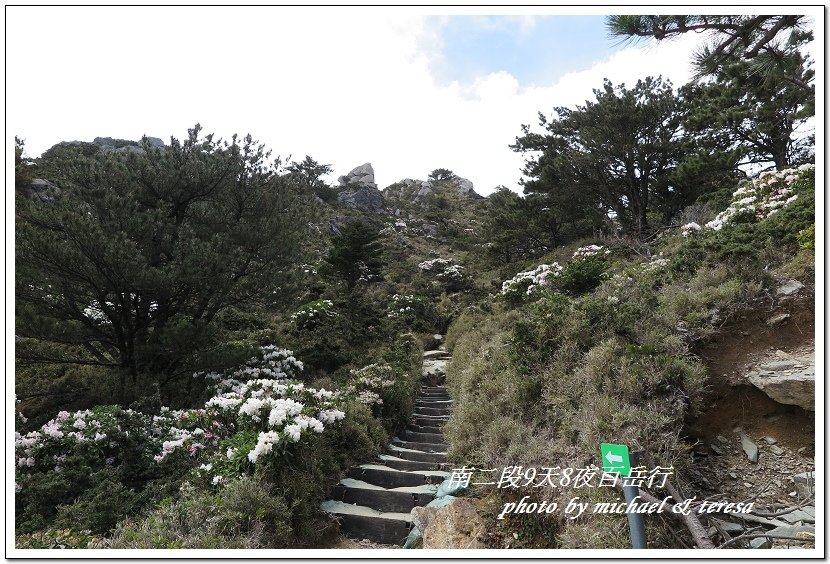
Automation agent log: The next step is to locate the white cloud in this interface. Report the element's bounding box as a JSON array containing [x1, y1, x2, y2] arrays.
[[8, 8, 706, 196]]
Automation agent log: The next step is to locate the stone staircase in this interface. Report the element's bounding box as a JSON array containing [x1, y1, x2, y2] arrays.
[[321, 347, 453, 546]]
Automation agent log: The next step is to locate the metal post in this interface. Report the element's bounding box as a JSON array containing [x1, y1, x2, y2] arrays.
[[623, 451, 647, 549]]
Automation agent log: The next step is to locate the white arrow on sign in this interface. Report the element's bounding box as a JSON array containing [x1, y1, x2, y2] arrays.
[[605, 451, 623, 465]]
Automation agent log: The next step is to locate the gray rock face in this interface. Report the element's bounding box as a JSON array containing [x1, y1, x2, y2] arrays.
[[22, 178, 61, 203], [336, 186, 385, 214], [746, 345, 815, 411], [338, 162, 376, 188], [453, 177, 475, 196]]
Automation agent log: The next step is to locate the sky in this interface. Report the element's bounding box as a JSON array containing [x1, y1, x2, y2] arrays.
[[5, 6, 820, 195]]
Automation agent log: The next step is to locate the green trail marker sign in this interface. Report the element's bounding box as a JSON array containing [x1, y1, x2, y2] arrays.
[[600, 443, 631, 477]]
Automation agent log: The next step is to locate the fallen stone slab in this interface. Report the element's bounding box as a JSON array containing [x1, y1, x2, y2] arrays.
[[739, 430, 759, 463], [746, 359, 814, 411]]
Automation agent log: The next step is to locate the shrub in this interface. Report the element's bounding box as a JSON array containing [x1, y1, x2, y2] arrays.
[[16, 528, 104, 549], [290, 300, 338, 331], [109, 475, 293, 549]]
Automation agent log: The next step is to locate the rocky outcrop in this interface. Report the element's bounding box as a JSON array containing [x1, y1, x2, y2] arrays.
[[452, 177, 476, 197], [746, 343, 814, 411], [45, 136, 165, 157], [338, 163, 377, 189], [20, 178, 61, 203], [337, 186, 385, 214], [93, 136, 166, 154], [383, 175, 482, 202], [336, 163, 385, 214]]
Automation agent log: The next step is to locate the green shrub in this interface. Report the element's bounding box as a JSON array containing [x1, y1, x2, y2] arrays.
[[16, 528, 104, 549], [109, 475, 292, 549], [554, 255, 608, 296], [797, 224, 815, 250]]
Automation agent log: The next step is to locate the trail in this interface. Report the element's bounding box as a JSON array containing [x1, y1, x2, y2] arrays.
[[322, 344, 454, 546]]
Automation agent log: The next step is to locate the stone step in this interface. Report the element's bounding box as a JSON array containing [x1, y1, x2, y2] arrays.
[[423, 350, 452, 361], [403, 430, 445, 443], [408, 423, 443, 434], [388, 445, 447, 463], [418, 396, 450, 403], [416, 399, 453, 407], [415, 406, 452, 416], [348, 464, 448, 488], [378, 454, 444, 472], [412, 416, 449, 427], [330, 478, 437, 513], [391, 438, 449, 453], [419, 388, 450, 394], [321, 500, 413, 545]]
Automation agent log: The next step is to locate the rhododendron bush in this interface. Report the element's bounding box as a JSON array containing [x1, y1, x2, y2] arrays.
[[15, 345, 350, 533], [500, 244, 611, 303]]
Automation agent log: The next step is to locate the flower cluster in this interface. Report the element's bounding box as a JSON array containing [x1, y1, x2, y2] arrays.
[[15, 405, 195, 490], [417, 258, 454, 272], [161, 371, 344, 476], [572, 244, 611, 259], [418, 257, 469, 289], [387, 294, 424, 320], [500, 263, 563, 300], [342, 363, 398, 407], [16, 349, 346, 497], [290, 300, 337, 330], [703, 164, 812, 232], [680, 222, 702, 237]]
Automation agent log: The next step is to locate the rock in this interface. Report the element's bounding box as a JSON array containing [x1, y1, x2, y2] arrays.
[[452, 177, 476, 196], [336, 185, 385, 214], [739, 431, 759, 463], [766, 313, 791, 326], [21, 178, 61, 203], [422, 359, 448, 378], [711, 444, 723, 455], [145, 136, 165, 148], [750, 537, 772, 549], [767, 524, 815, 540], [780, 508, 815, 524], [338, 162, 377, 188], [769, 445, 785, 456], [422, 223, 439, 236], [417, 185, 434, 198], [762, 436, 778, 445], [423, 350, 452, 361], [412, 498, 486, 549], [777, 279, 805, 296], [747, 366, 814, 411], [793, 471, 814, 497], [711, 518, 744, 534]]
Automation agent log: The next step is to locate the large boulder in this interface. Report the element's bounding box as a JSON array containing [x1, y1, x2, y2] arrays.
[[338, 162, 377, 188], [452, 177, 476, 196], [336, 186, 385, 214], [746, 345, 814, 411]]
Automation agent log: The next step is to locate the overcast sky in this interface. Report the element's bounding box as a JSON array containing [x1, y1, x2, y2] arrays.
[[5, 6, 818, 195]]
